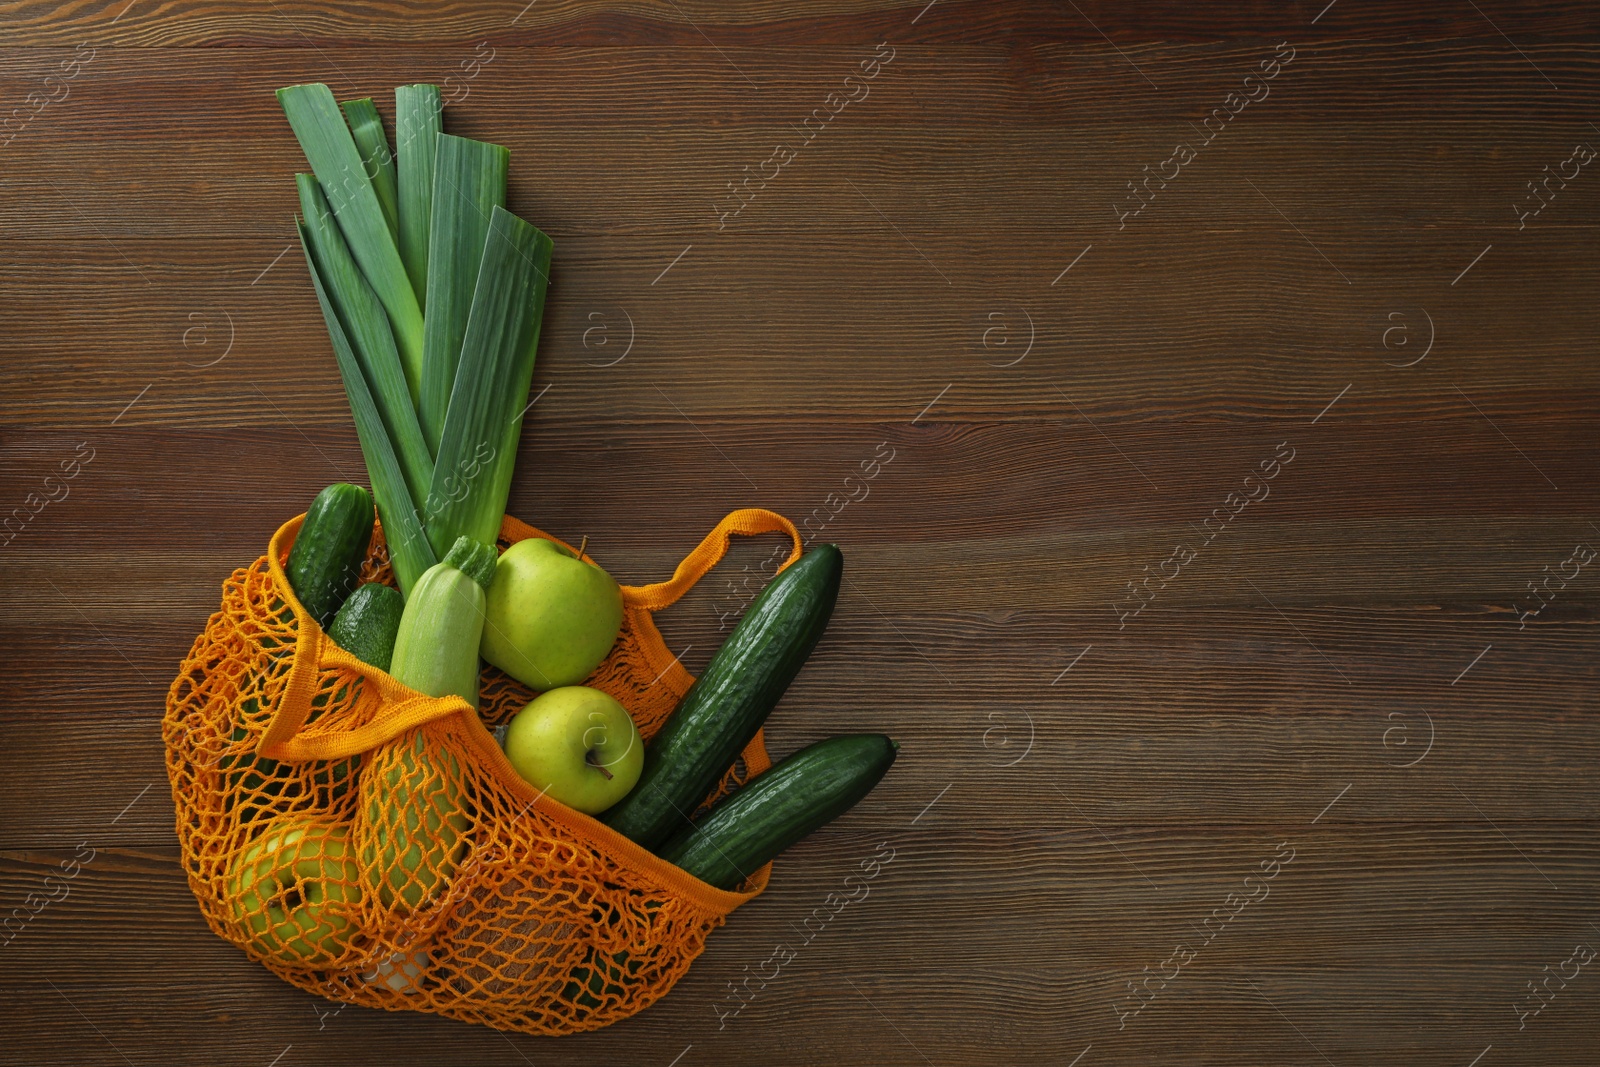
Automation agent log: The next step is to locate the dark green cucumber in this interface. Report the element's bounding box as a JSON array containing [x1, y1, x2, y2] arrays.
[[603, 544, 843, 849], [286, 482, 375, 627], [218, 703, 360, 824], [562, 946, 635, 1013], [327, 582, 405, 672], [658, 734, 897, 890]]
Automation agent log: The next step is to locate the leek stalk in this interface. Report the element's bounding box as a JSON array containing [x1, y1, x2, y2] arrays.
[[418, 134, 508, 453], [423, 205, 553, 555], [296, 222, 437, 595], [280, 83, 555, 601], [297, 174, 433, 511], [394, 84, 442, 310], [278, 83, 425, 403], [340, 97, 400, 242]]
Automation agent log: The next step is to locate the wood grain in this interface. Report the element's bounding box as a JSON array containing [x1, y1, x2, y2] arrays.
[[2, 1, 1598, 1063], [1, 1, 1598, 47]]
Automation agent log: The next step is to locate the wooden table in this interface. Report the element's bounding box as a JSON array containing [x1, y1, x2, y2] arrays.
[[3, 2, 1597, 1063]]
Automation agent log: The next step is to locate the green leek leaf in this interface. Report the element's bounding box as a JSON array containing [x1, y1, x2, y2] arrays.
[[394, 84, 442, 310], [297, 221, 437, 596], [278, 83, 424, 403], [419, 134, 509, 454], [340, 97, 399, 243], [424, 205, 553, 555], [297, 173, 433, 511]]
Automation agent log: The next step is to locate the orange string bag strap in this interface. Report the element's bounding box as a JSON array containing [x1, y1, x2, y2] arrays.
[[612, 508, 802, 760], [621, 507, 804, 611], [254, 514, 473, 763]]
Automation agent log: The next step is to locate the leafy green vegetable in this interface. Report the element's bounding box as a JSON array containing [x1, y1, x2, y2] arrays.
[[340, 97, 400, 243], [394, 84, 442, 311], [424, 205, 553, 555], [278, 83, 424, 402], [419, 134, 509, 454], [297, 174, 433, 510], [296, 221, 437, 595]]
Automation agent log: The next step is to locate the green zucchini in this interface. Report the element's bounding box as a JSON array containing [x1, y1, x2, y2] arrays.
[[286, 483, 374, 627], [388, 535, 497, 708], [327, 582, 405, 673], [657, 734, 897, 890], [603, 544, 843, 850]]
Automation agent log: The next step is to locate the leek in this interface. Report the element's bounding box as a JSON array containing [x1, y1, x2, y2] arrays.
[[340, 97, 400, 243], [423, 206, 553, 555], [296, 221, 437, 595], [418, 134, 508, 453], [394, 84, 441, 309], [278, 83, 425, 403], [279, 83, 554, 601], [297, 174, 433, 511]]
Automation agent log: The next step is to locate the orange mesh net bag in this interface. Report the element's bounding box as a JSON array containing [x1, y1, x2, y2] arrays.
[[163, 507, 801, 1034]]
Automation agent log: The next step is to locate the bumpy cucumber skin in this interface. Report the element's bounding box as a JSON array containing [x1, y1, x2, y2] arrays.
[[327, 583, 405, 672], [286, 483, 375, 627], [658, 734, 897, 890], [603, 544, 843, 850]]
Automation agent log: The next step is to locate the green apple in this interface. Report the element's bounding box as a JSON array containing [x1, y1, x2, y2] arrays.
[[360, 733, 469, 912], [503, 687, 643, 814], [480, 538, 623, 690], [226, 814, 362, 965]]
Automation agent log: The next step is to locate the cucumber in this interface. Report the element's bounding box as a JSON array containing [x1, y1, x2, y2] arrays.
[[218, 706, 360, 824], [603, 544, 843, 850], [286, 483, 375, 627], [658, 734, 897, 890], [563, 946, 635, 1013], [327, 582, 405, 672]]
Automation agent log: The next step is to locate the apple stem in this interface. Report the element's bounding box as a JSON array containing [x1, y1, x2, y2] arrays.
[[575, 534, 589, 561], [586, 749, 614, 780]]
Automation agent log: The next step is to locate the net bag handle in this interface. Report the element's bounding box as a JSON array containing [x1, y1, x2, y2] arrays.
[[619, 507, 802, 610], [255, 508, 802, 762], [254, 515, 472, 762]]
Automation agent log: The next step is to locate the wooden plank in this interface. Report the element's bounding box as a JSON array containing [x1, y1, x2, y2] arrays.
[[2, 231, 1599, 426], [1, 0, 1598, 47], [2, 829, 1597, 1064]]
